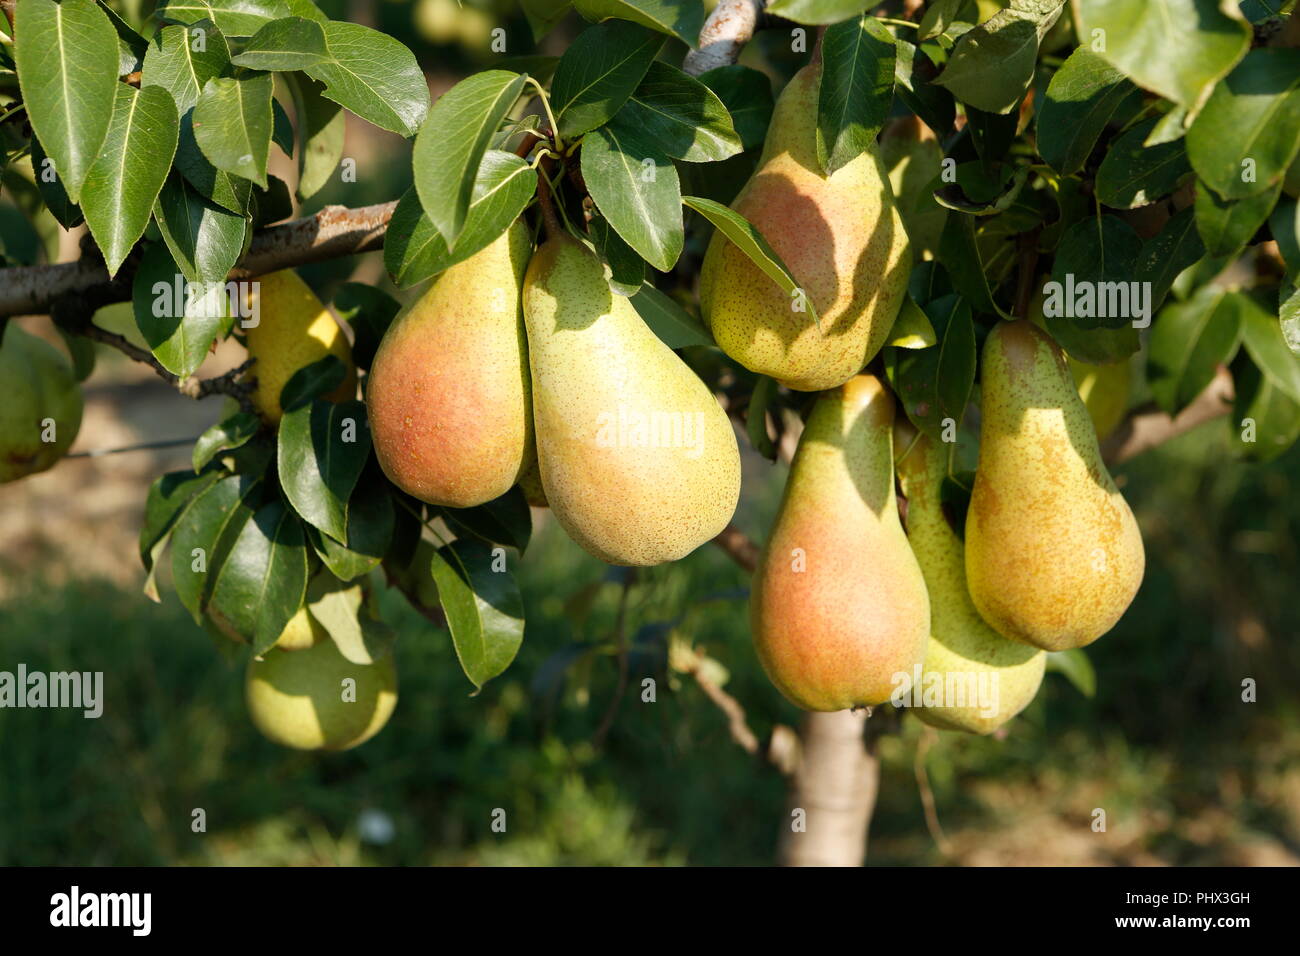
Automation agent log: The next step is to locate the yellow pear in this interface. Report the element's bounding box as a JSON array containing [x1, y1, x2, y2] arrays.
[[750, 375, 929, 711], [0, 323, 83, 483], [698, 65, 911, 391], [966, 321, 1145, 650], [244, 270, 356, 424], [1069, 356, 1131, 441], [245, 638, 397, 751], [209, 603, 325, 651], [894, 422, 1044, 734], [522, 233, 741, 566], [368, 222, 533, 507]]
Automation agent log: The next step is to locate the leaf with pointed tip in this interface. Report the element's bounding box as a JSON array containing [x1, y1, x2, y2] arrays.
[[573, 0, 703, 43], [193, 412, 262, 472], [629, 283, 712, 348], [154, 0, 292, 37], [287, 72, 344, 201], [616, 61, 741, 163], [193, 72, 274, 187], [82, 85, 180, 276], [582, 122, 683, 273], [230, 15, 327, 70], [212, 499, 310, 655], [551, 20, 664, 139], [817, 14, 895, 175], [277, 399, 373, 542], [426, 539, 525, 690], [1037, 48, 1136, 176], [153, 172, 248, 284], [1148, 287, 1245, 415], [170, 473, 262, 623], [303, 20, 430, 136], [131, 241, 234, 377]]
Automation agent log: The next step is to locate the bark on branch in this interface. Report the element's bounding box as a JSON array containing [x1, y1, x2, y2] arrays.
[[1102, 366, 1235, 466], [682, 0, 768, 76]]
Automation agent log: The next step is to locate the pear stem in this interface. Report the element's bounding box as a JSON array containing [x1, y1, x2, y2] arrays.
[[535, 164, 565, 239]]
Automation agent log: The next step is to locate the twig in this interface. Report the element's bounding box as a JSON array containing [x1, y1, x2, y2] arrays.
[[689, 664, 761, 754], [593, 571, 635, 747], [1102, 366, 1235, 466], [682, 0, 767, 76], [711, 522, 761, 572], [914, 727, 953, 857]]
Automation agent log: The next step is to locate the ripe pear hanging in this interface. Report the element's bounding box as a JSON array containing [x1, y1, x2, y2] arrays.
[[751, 375, 929, 711], [368, 223, 533, 508], [894, 422, 1044, 734], [965, 321, 1145, 650], [0, 323, 83, 483], [522, 233, 740, 566], [698, 65, 911, 392]]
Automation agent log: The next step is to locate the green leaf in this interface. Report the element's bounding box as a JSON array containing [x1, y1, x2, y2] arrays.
[[522, 0, 573, 40], [764, 0, 873, 25], [131, 242, 233, 377], [888, 295, 938, 348], [1195, 179, 1281, 260], [551, 20, 664, 139], [933, 0, 1064, 114], [331, 282, 400, 372], [30, 138, 85, 230], [426, 538, 526, 690], [1186, 48, 1300, 201], [893, 38, 955, 136], [139, 467, 221, 601], [412, 70, 525, 248], [81, 85, 180, 276], [229, 15, 326, 70], [573, 0, 703, 44], [1046, 649, 1096, 698], [616, 61, 742, 163], [153, 171, 249, 284], [279, 354, 346, 413], [1147, 286, 1245, 414], [277, 399, 372, 542], [287, 72, 344, 201], [1270, 198, 1300, 273], [154, 0, 292, 37], [746, 375, 777, 460], [582, 122, 683, 273], [817, 14, 895, 175], [1135, 205, 1205, 312], [1239, 295, 1300, 404], [14, 0, 120, 203], [1048, 215, 1144, 329], [304, 574, 396, 664], [937, 213, 1005, 317], [589, 215, 645, 295], [193, 412, 261, 472], [629, 282, 712, 348], [440, 486, 533, 554], [302, 20, 430, 136], [1037, 48, 1136, 176], [1095, 117, 1192, 209], [193, 72, 274, 187], [1043, 313, 1139, 365], [1073, 0, 1250, 111], [170, 473, 261, 622], [211, 499, 309, 654], [696, 65, 774, 152], [96, 0, 149, 74], [1230, 357, 1300, 461], [387, 152, 535, 289], [309, 464, 395, 582], [683, 195, 818, 324], [886, 294, 976, 441]]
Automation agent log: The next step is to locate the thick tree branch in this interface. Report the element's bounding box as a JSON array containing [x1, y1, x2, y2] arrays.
[[1102, 366, 1235, 466], [683, 0, 767, 76]]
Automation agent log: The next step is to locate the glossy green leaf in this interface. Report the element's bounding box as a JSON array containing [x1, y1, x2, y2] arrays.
[[886, 294, 976, 441], [1147, 287, 1245, 414], [764, 0, 873, 25], [1049, 215, 1144, 329], [934, 0, 1064, 114], [1037, 48, 1136, 176], [230, 15, 326, 70], [131, 241, 234, 377], [1046, 649, 1096, 698], [589, 215, 645, 295], [193, 412, 261, 472], [309, 460, 394, 580], [287, 72, 344, 201], [551, 20, 664, 139], [573, 0, 703, 43], [426, 539, 526, 690], [302, 20, 430, 136], [1195, 179, 1281, 260], [629, 282, 712, 348], [439, 486, 533, 554], [1135, 205, 1205, 312], [211, 499, 309, 654], [332, 284, 401, 372], [1096, 118, 1192, 209], [893, 38, 955, 136], [153, 172, 249, 284], [193, 72, 274, 187], [696, 65, 774, 152], [139, 467, 221, 601], [304, 574, 395, 664], [277, 399, 372, 542], [582, 123, 683, 273], [154, 0, 291, 37], [817, 14, 895, 175], [169, 473, 261, 623], [1239, 295, 1300, 404], [617, 61, 741, 163]]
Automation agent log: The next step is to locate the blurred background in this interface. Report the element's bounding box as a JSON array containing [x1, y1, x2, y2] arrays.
[[1, 0, 1298, 866]]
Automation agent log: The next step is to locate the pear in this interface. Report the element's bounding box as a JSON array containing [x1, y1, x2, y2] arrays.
[[245, 638, 397, 751], [1069, 356, 1131, 441], [368, 222, 533, 508], [750, 375, 929, 711], [0, 323, 83, 483], [966, 321, 1144, 650], [880, 115, 947, 262], [698, 65, 911, 392], [894, 422, 1045, 734], [522, 233, 740, 566], [208, 603, 325, 652], [244, 270, 356, 424]]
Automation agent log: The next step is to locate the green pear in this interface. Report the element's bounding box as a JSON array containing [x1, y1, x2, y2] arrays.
[[1069, 356, 1131, 441], [698, 65, 911, 392], [894, 422, 1045, 734], [0, 323, 83, 483], [966, 321, 1145, 650], [368, 222, 533, 508], [880, 115, 947, 262], [751, 375, 929, 711], [522, 233, 741, 566], [245, 638, 397, 751]]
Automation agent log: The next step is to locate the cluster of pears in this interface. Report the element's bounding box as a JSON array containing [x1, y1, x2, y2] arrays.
[[751, 323, 1145, 733], [0, 322, 83, 484], [367, 222, 742, 566]]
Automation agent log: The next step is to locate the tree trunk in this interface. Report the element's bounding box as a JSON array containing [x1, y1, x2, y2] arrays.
[[778, 710, 879, 866]]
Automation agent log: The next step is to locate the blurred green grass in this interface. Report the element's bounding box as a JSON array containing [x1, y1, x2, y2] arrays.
[[1, 420, 1298, 865]]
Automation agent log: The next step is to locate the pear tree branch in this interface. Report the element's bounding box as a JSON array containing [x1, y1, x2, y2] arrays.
[[683, 0, 769, 76]]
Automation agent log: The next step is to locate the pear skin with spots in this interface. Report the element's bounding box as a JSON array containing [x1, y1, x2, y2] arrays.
[[750, 375, 930, 711], [966, 321, 1144, 651], [894, 422, 1044, 734], [698, 65, 911, 392], [368, 222, 533, 508], [522, 233, 740, 566]]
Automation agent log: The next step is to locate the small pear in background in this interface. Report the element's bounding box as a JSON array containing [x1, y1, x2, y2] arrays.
[[368, 222, 533, 508], [522, 233, 740, 566], [244, 270, 356, 424], [1069, 356, 1131, 441], [699, 64, 911, 392], [0, 323, 83, 483], [246, 638, 397, 751], [894, 421, 1045, 735], [966, 321, 1144, 651], [750, 375, 929, 711]]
